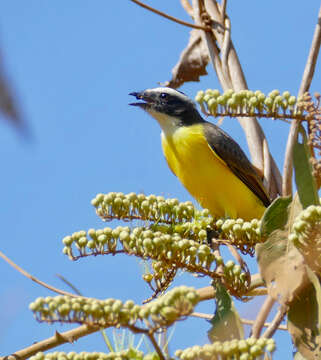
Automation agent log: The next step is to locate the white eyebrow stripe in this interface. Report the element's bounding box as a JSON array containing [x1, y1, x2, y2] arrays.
[[144, 87, 195, 105]]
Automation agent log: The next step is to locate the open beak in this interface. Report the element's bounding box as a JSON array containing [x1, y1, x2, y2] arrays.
[[129, 91, 153, 108]]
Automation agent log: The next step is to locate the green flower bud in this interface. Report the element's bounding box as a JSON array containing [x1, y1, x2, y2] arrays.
[[289, 233, 299, 243], [225, 260, 235, 270], [238, 339, 249, 352], [282, 91, 290, 99], [233, 265, 242, 276], [62, 236, 73, 246], [288, 96, 296, 105], [239, 354, 250, 360], [160, 306, 179, 321], [203, 94, 212, 103], [217, 95, 226, 105], [111, 300, 122, 313], [268, 90, 280, 98], [78, 236, 88, 247], [250, 344, 262, 356], [264, 97, 273, 108], [293, 220, 307, 233], [195, 90, 204, 103], [266, 342, 276, 352], [246, 338, 257, 346], [87, 240, 96, 249], [143, 273, 153, 283]]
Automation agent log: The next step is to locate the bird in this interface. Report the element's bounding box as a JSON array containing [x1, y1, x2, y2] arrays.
[[129, 87, 271, 220]]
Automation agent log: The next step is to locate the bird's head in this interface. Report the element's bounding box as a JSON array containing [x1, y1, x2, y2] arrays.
[[129, 87, 203, 129]]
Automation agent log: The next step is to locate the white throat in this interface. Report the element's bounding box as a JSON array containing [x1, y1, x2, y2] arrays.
[[147, 108, 181, 136]]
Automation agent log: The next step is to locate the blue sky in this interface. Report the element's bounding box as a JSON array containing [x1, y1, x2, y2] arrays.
[[0, 1, 320, 358]]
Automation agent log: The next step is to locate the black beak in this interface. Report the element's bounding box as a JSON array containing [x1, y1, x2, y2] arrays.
[[129, 90, 154, 109], [129, 91, 145, 107]]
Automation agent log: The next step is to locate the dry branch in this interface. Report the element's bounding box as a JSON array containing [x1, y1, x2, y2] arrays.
[[190, 0, 282, 198], [282, 4, 321, 196]]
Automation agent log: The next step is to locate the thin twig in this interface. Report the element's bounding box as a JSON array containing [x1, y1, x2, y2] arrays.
[[147, 331, 166, 360], [262, 306, 287, 338], [251, 295, 275, 338], [190, 312, 287, 331], [0, 250, 82, 298], [130, 0, 210, 31], [282, 4, 321, 196], [56, 274, 82, 295], [0, 324, 100, 360]]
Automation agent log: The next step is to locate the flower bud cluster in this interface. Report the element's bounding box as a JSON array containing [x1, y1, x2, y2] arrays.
[[62, 226, 249, 293], [175, 337, 275, 360], [29, 286, 199, 329], [30, 349, 144, 360], [290, 205, 321, 245], [91, 192, 197, 223], [195, 89, 301, 118], [214, 218, 262, 255], [161, 217, 261, 255], [290, 205, 321, 271], [142, 260, 177, 293]]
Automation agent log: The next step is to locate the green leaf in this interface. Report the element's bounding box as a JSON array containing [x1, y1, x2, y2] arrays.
[[208, 281, 244, 342], [260, 196, 292, 238], [293, 126, 319, 208]]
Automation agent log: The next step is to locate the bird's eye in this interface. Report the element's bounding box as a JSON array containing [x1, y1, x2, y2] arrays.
[[160, 93, 168, 99]]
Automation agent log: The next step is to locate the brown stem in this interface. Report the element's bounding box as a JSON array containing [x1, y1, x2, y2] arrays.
[[0, 250, 82, 298], [191, 312, 287, 330], [0, 324, 100, 360], [147, 331, 166, 360], [262, 306, 287, 338], [263, 138, 272, 193], [192, 0, 232, 87], [282, 4, 321, 196], [130, 0, 210, 31], [251, 295, 275, 338], [198, 0, 281, 197]]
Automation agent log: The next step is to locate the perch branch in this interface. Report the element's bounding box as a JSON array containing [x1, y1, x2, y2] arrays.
[[262, 306, 287, 338], [1, 324, 100, 360], [282, 4, 321, 195], [130, 0, 210, 31], [191, 312, 287, 330], [196, 0, 282, 196], [192, 0, 232, 87], [251, 295, 275, 338]]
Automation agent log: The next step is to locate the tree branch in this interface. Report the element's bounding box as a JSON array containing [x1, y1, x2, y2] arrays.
[[282, 4, 321, 196], [1, 324, 100, 360], [191, 312, 287, 330], [195, 0, 282, 197], [130, 0, 210, 31], [262, 306, 287, 338], [0, 250, 83, 298], [251, 295, 275, 338]]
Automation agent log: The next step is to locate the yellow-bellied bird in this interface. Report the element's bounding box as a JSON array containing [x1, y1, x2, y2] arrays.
[[129, 87, 270, 220]]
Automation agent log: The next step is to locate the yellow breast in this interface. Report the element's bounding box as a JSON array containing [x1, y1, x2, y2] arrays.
[[161, 124, 266, 220]]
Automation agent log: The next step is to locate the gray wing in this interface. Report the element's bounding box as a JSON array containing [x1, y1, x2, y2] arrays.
[[203, 122, 271, 207]]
